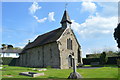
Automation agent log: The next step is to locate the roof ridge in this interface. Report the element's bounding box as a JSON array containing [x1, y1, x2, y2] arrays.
[[21, 27, 66, 51], [33, 27, 62, 42]]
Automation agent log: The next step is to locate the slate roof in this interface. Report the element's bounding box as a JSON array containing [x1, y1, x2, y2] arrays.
[[20, 10, 74, 54], [22, 27, 65, 51]]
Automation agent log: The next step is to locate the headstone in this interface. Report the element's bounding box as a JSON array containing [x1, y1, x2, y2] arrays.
[[32, 68, 47, 71], [68, 56, 82, 79], [19, 72, 44, 77]]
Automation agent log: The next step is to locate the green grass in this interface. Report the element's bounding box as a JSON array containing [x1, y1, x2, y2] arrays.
[[1, 65, 119, 79]]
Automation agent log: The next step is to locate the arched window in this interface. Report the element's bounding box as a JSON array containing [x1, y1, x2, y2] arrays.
[[67, 38, 72, 50]]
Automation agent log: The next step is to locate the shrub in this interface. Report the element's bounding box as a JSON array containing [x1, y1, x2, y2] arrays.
[[46, 66, 52, 68], [117, 59, 120, 67], [2, 57, 13, 65], [100, 52, 108, 65]]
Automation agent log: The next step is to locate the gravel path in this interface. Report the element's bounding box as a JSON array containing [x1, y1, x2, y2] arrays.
[[78, 67, 103, 69]]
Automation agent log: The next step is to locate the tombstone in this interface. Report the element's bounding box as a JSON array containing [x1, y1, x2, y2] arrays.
[[19, 72, 44, 77], [68, 56, 82, 79]]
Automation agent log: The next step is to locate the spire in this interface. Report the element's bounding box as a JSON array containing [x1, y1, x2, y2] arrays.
[[60, 10, 72, 28], [61, 10, 72, 24]]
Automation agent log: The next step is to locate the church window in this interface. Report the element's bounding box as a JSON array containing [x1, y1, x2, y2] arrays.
[[67, 38, 72, 50]]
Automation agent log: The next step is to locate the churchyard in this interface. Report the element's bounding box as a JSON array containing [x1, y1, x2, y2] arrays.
[[1, 65, 119, 79]]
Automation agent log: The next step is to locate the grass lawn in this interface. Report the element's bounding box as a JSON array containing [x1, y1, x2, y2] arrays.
[[1, 65, 119, 79]]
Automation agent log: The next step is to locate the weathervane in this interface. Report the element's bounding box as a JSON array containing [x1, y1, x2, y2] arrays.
[[65, 3, 68, 10]]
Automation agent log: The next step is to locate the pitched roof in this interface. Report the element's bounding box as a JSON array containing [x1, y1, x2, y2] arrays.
[[22, 27, 65, 52], [60, 10, 72, 24], [0, 48, 22, 53], [21, 10, 73, 54]]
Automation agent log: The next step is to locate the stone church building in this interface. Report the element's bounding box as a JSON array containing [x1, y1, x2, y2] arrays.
[[19, 10, 83, 69]]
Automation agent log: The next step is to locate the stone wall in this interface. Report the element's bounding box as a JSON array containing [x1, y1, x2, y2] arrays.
[[19, 42, 60, 68], [19, 27, 82, 69], [57, 28, 82, 69]]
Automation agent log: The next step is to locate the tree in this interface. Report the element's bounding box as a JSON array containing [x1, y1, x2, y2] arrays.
[[100, 52, 108, 65], [1, 44, 6, 48], [114, 23, 120, 48], [7, 45, 13, 49], [1, 44, 7, 57]]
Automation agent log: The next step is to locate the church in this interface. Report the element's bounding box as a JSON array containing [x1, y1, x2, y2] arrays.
[[18, 10, 83, 69]]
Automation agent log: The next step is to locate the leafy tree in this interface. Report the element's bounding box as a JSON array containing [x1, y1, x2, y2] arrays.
[[114, 23, 120, 48], [7, 45, 13, 48], [100, 52, 108, 65], [1, 44, 7, 57], [13, 47, 21, 50], [1, 44, 6, 48]]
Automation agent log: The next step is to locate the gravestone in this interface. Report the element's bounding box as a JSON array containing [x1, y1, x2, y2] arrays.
[[68, 56, 82, 79], [19, 72, 44, 77]]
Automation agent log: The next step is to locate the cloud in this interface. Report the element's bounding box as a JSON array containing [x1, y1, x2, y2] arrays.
[[71, 14, 117, 38], [29, 2, 55, 23], [29, 2, 41, 15], [75, 2, 118, 38], [48, 12, 55, 21], [37, 17, 47, 23], [33, 16, 47, 23], [33, 15, 38, 20], [81, 1, 97, 14], [29, 2, 47, 23], [97, 2, 118, 17]]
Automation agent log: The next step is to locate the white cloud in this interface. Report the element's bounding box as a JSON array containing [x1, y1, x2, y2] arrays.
[[29, 2, 47, 23], [37, 17, 47, 23], [29, 2, 55, 23], [97, 2, 118, 17], [76, 2, 118, 38], [81, 1, 97, 14], [71, 14, 117, 38], [33, 15, 38, 20], [33, 16, 47, 23], [29, 2, 41, 15], [48, 12, 55, 21]]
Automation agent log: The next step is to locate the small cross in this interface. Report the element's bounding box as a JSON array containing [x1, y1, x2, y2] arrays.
[[65, 3, 68, 10]]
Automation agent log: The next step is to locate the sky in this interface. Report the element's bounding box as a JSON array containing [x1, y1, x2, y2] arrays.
[[1, 1, 118, 57]]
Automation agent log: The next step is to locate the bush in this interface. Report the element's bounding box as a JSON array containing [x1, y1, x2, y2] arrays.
[[83, 58, 100, 65], [2, 57, 13, 65], [100, 52, 108, 65], [117, 59, 120, 67], [46, 66, 52, 68]]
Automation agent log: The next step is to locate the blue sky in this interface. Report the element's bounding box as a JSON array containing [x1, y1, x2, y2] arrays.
[[1, 2, 118, 57]]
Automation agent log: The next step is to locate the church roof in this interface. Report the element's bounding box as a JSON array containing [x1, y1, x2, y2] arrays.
[[20, 10, 76, 54], [22, 27, 65, 52], [60, 10, 72, 24]]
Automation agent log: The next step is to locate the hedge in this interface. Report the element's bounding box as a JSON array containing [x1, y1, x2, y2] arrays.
[[83, 58, 100, 65], [107, 57, 119, 64], [2, 56, 120, 66], [2, 57, 19, 66], [2, 57, 14, 65], [83, 56, 120, 65], [9, 58, 19, 66]]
